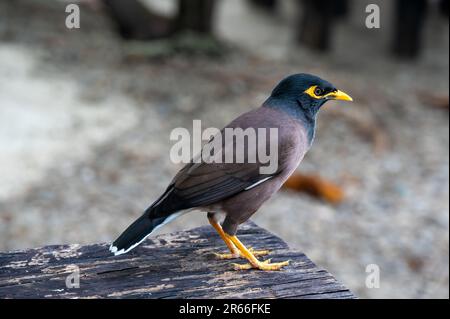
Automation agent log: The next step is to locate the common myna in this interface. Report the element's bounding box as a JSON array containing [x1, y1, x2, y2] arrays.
[[110, 73, 352, 271]]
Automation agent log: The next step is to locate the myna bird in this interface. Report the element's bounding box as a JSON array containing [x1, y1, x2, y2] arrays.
[[110, 73, 352, 271]]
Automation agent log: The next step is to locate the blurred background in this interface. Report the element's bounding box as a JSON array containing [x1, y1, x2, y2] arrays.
[[0, 0, 448, 298]]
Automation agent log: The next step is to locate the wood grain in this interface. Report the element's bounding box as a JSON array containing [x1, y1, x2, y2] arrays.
[[0, 222, 355, 299]]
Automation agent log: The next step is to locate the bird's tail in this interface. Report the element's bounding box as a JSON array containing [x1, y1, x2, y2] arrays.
[[109, 209, 180, 256]]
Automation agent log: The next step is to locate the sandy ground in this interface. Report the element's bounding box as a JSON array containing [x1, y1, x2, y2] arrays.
[[0, 0, 448, 298]]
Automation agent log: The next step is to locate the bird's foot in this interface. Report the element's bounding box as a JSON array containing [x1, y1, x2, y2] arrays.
[[214, 247, 270, 260], [214, 252, 240, 260], [232, 258, 290, 271], [248, 247, 270, 257]]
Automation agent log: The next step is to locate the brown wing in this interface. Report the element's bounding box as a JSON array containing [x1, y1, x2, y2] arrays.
[[150, 151, 278, 217], [175, 161, 268, 204], [149, 107, 305, 217]]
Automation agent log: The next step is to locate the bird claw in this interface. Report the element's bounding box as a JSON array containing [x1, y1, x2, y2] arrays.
[[232, 259, 290, 271], [214, 252, 240, 260], [214, 247, 270, 260], [248, 247, 271, 257]]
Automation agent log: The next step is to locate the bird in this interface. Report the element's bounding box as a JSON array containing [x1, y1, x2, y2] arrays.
[[110, 73, 352, 271]]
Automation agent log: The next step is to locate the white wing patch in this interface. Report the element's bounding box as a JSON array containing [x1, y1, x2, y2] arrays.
[[244, 176, 273, 191]]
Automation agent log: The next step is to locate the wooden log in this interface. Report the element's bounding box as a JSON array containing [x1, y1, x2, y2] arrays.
[[0, 222, 355, 299]]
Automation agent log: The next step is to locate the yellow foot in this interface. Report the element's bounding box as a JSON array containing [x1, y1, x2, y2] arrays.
[[214, 252, 240, 260], [248, 247, 271, 257], [232, 259, 290, 271], [214, 247, 270, 260]]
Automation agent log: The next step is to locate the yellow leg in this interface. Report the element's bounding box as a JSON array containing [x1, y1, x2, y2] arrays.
[[208, 218, 269, 259], [214, 247, 271, 260], [226, 234, 290, 271], [208, 218, 240, 257]]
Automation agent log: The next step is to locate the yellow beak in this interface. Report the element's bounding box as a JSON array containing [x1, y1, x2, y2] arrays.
[[327, 90, 353, 102]]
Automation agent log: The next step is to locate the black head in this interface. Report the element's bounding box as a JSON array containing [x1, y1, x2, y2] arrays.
[[269, 73, 352, 119]]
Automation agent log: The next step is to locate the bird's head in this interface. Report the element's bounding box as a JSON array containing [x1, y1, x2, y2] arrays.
[[269, 73, 353, 119]]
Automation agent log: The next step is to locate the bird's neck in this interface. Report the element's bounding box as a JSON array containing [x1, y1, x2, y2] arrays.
[[263, 97, 317, 145]]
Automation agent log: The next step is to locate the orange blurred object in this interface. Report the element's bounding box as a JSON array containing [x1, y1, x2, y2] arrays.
[[283, 173, 345, 205]]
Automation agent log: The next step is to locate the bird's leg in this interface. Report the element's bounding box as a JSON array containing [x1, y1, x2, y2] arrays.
[[208, 217, 269, 259], [208, 216, 240, 258], [225, 233, 289, 271]]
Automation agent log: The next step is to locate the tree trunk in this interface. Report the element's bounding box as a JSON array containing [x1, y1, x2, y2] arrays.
[[174, 0, 216, 34], [249, 0, 278, 11], [103, 0, 173, 40], [297, 0, 334, 51], [392, 0, 427, 59], [296, 0, 348, 51], [440, 0, 449, 18]]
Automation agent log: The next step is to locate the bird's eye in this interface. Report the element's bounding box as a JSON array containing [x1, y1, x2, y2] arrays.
[[314, 87, 323, 96]]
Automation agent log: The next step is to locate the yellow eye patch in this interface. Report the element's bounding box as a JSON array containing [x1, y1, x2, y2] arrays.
[[304, 85, 329, 99], [304, 85, 353, 102]]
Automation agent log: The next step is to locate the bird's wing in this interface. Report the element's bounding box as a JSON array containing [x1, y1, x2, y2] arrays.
[[176, 161, 273, 206], [149, 107, 305, 217], [150, 144, 279, 216]]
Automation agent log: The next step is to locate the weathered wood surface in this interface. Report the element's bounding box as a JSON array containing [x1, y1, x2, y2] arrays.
[[0, 222, 355, 299]]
